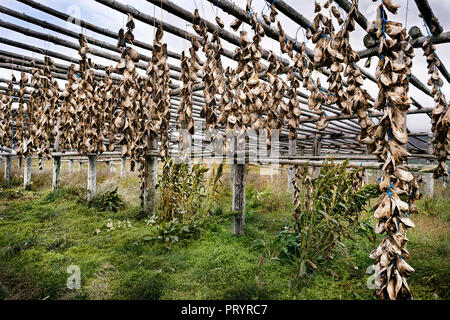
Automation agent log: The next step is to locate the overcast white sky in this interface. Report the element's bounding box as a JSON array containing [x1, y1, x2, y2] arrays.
[[0, 0, 449, 135]]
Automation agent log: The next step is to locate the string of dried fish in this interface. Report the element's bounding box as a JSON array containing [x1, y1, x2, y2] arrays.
[[77, 35, 105, 156], [145, 24, 171, 160], [35, 57, 59, 169], [13, 72, 29, 158], [60, 64, 81, 152], [194, 10, 219, 139], [115, 14, 140, 168], [366, 0, 420, 300], [335, 0, 374, 142], [421, 36, 449, 179], [0, 75, 15, 150]]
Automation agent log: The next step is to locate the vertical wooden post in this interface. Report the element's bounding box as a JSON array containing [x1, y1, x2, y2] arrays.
[[423, 143, 434, 196], [4, 155, 11, 184], [87, 155, 97, 201], [313, 135, 321, 178], [232, 161, 246, 236], [287, 138, 296, 192], [143, 136, 158, 216], [121, 157, 126, 177], [313, 135, 321, 156], [23, 155, 32, 190], [52, 120, 61, 191], [69, 159, 74, 173], [52, 156, 61, 191]]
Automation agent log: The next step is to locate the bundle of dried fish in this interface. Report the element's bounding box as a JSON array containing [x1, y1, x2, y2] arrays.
[[0, 75, 15, 150], [177, 36, 199, 154], [60, 64, 81, 152], [217, 66, 239, 148], [291, 165, 313, 233], [114, 15, 140, 167], [76, 35, 106, 156], [101, 67, 116, 153], [291, 165, 302, 232], [367, 0, 419, 300], [266, 50, 287, 147], [194, 10, 219, 139], [333, 0, 374, 142], [244, 14, 267, 134], [285, 67, 301, 141], [421, 37, 449, 179], [33, 58, 59, 169], [219, 12, 267, 153], [144, 24, 171, 160], [13, 72, 29, 158]]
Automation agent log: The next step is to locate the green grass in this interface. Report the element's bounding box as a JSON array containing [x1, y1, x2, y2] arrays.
[[0, 168, 448, 300]]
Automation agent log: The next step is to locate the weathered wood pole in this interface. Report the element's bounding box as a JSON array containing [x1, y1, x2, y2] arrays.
[[120, 157, 126, 177], [69, 159, 74, 173], [52, 156, 61, 191], [87, 155, 97, 201], [23, 155, 32, 190], [287, 138, 296, 192], [4, 155, 12, 184], [143, 136, 158, 216], [313, 135, 321, 156], [423, 143, 434, 196], [312, 135, 321, 178], [52, 121, 61, 191], [232, 161, 246, 236]]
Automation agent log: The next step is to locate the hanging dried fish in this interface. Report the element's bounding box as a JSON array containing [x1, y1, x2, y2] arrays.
[[366, 0, 419, 300], [422, 37, 449, 179], [0, 75, 15, 151]]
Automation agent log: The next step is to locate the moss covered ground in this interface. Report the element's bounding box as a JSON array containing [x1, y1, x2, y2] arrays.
[[0, 160, 448, 300]]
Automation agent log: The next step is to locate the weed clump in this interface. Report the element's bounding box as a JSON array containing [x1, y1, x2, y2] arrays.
[[256, 160, 380, 278], [89, 188, 125, 212]]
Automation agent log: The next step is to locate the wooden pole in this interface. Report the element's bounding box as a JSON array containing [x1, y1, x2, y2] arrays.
[[52, 156, 61, 191], [87, 155, 97, 201], [423, 143, 435, 196], [4, 155, 11, 184], [69, 159, 74, 173], [16, 0, 183, 61], [313, 135, 321, 156], [413, 0, 443, 36], [52, 118, 61, 192], [23, 155, 32, 190], [120, 157, 126, 178], [232, 161, 246, 236], [313, 135, 321, 178], [143, 137, 158, 216]]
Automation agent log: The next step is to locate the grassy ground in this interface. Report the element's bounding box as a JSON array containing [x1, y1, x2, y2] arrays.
[[0, 161, 448, 300]]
